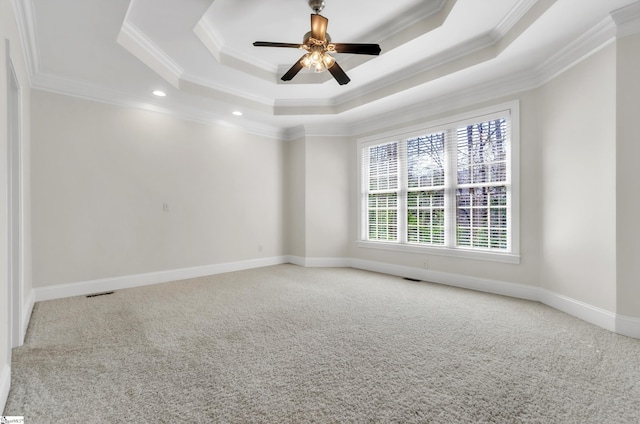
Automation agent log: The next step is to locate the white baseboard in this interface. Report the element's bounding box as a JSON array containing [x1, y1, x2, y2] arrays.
[[29, 255, 640, 339], [34, 256, 288, 302], [344, 258, 639, 339], [285, 255, 351, 268], [538, 288, 618, 333], [0, 363, 10, 414], [284, 255, 305, 267], [21, 289, 34, 344], [616, 314, 640, 339], [350, 258, 540, 301]]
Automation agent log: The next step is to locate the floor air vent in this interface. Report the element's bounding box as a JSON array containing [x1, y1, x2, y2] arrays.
[[86, 291, 115, 298]]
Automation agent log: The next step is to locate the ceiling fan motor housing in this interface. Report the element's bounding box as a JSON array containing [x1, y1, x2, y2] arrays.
[[308, 0, 325, 14], [303, 31, 331, 45]]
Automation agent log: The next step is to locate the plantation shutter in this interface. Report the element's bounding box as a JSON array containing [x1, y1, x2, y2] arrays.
[[405, 132, 446, 245], [454, 117, 510, 250], [360, 107, 512, 253], [363, 141, 400, 242]]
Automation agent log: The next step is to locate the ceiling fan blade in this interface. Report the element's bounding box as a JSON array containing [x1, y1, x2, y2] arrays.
[[332, 43, 381, 55], [327, 61, 350, 85], [253, 41, 302, 48], [281, 55, 307, 81], [311, 14, 328, 40]]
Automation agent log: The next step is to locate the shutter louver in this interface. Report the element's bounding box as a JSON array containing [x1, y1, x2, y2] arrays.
[[366, 142, 399, 242], [455, 118, 509, 250], [360, 108, 512, 253], [406, 133, 446, 245]]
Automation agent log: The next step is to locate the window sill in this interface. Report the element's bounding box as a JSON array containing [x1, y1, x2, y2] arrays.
[[355, 240, 520, 264]]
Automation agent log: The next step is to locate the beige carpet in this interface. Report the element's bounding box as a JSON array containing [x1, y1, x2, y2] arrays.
[[4, 265, 640, 423]]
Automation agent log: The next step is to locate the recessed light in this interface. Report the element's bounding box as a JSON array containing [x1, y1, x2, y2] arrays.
[[152, 90, 167, 97], [232, 111, 243, 116]]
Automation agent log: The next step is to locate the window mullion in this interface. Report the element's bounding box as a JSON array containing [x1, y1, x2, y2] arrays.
[[398, 140, 407, 244], [444, 128, 457, 248], [361, 150, 369, 241]]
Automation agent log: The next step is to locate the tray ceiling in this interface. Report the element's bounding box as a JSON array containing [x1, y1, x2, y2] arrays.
[[16, 0, 640, 138]]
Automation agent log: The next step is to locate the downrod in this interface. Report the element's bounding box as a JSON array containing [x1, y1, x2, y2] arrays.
[[308, 0, 325, 14]]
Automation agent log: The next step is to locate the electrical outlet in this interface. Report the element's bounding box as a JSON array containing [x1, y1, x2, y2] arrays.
[[258, 244, 263, 252], [163, 203, 169, 213], [423, 260, 429, 269]]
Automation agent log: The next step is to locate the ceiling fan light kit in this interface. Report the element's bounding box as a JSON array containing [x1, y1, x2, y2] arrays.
[[253, 0, 381, 85]]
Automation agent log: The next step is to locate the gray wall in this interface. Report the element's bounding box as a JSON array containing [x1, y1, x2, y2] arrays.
[[31, 91, 286, 287], [538, 44, 618, 312], [616, 33, 640, 317]]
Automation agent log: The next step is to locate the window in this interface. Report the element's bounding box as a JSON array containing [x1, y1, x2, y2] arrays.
[[358, 102, 519, 263]]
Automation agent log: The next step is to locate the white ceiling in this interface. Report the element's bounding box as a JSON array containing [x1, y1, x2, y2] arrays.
[[17, 0, 640, 138]]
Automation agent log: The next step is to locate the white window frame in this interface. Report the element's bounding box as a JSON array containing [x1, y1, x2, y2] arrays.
[[357, 100, 520, 264]]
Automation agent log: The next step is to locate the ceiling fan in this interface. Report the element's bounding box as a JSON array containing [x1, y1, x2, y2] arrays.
[[253, 0, 381, 85]]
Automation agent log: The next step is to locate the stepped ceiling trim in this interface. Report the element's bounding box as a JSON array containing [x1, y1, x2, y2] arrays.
[[276, 0, 555, 116], [117, 22, 183, 88], [192, 0, 453, 85], [13, 0, 640, 139], [10, 0, 40, 80], [115, 0, 548, 116], [612, 1, 640, 36]]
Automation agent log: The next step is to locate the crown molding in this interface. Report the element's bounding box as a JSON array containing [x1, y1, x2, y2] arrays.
[[123, 0, 619, 127], [290, 0, 458, 86], [287, 4, 638, 138], [109, 0, 555, 117], [273, 98, 335, 108], [192, 16, 223, 63], [194, 14, 325, 85], [177, 0, 457, 88], [30, 71, 183, 116], [491, 0, 538, 40], [284, 126, 309, 142], [193, 16, 276, 82], [180, 0, 637, 123], [534, 14, 617, 86], [18, 0, 638, 141], [348, 70, 537, 137], [10, 0, 40, 81], [116, 0, 184, 83], [329, 32, 497, 111], [213, 118, 288, 141], [284, 123, 353, 141], [116, 0, 543, 113], [611, 1, 640, 38], [274, 0, 457, 86], [180, 73, 275, 111], [117, 21, 183, 88], [304, 124, 352, 138], [345, 10, 625, 138], [278, 0, 556, 117], [31, 72, 286, 140], [32, 3, 622, 142], [353, 0, 452, 47], [270, 29, 498, 117]]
